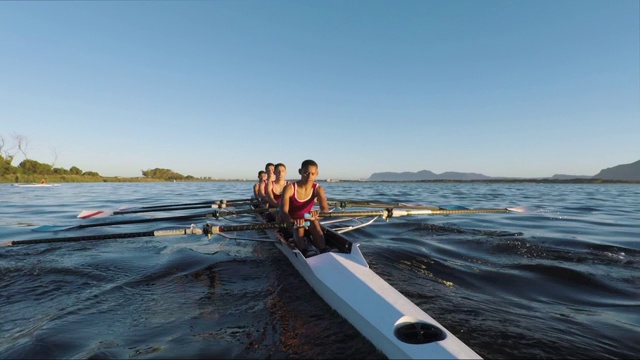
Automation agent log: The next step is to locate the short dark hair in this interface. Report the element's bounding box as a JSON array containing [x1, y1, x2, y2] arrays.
[[274, 163, 286, 169], [258, 170, 266, 176], [300, 159, 318, 169], [265, 163, 275, 171]]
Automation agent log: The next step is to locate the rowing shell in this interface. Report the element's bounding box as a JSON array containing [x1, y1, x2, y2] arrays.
[[251, 204, 481, 359], [12, 183, 61, 187]]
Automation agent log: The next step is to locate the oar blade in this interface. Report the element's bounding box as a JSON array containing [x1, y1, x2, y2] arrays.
[[77, 210, 114, 219], [42, 209, 223, 233]]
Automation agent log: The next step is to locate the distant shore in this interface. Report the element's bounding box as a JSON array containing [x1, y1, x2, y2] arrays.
[[2, 177, 639, 184], [335, 178, 640, 184]]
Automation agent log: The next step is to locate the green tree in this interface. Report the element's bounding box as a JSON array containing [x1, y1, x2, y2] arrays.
[[69, 166, 82, 175], [141, 168, 186, 181], [18, 159, 53, 175], [1, 153, 13, 166], [0, 155, 15, 176]]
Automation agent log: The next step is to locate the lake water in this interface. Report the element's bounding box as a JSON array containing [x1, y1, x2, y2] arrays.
[[1, 182, 639, 359]]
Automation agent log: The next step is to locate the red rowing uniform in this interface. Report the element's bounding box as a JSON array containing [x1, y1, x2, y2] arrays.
[[260, 179, 270, 199], [270, 180, 289, 203], [288, 182, 317, 220]]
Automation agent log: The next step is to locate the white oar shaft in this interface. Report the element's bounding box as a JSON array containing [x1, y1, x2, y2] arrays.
[[319, 207, 512, 219]]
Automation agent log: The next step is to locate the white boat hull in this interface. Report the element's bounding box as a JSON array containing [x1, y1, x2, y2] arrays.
[[255, 208, 481, 359], [12, 183, 60, 187]]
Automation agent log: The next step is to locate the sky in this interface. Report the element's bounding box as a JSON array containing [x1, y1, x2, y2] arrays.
[[1, 0, 638, 180]]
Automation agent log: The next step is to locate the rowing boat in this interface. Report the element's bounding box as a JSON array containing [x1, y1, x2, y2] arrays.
[[249, 202, 481, 359], [9, 197, 497, 357], [12, 183, 60, 187], [36, 198, 514, 358]]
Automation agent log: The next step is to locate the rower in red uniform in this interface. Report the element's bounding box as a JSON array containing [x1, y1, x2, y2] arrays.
[[258, 163, 275, 207], [265, 163, 288, 209], [253, 170, 267, 200], [280, 159, 330, 257]]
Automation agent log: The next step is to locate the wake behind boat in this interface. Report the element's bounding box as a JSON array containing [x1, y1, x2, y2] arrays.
[[247, 201, 481, 359]]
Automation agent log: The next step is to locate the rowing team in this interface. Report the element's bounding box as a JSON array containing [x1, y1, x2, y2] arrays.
[[252, 159, 333, 257]]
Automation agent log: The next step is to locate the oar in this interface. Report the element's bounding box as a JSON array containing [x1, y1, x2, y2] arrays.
[[202, 221, 293, 236], [136, 198, 253, 209], [4, 225, 205, 246], [77, 198, 254, 219], [318, 207, 525, 220], [4, 222, 288, 246], [77, 201, 254, 219], [79, 199, 451, 219], [35, 208, 274, 232], [327, 199, 442, 210]]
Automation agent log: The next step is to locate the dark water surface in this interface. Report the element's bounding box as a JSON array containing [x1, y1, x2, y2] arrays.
[[1, 182, 639, 359]]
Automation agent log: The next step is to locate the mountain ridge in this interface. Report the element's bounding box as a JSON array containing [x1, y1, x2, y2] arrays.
[[368, 159, 640, 182]]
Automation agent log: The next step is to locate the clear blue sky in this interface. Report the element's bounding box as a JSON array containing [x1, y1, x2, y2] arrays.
[[1, 0, 638, 179]]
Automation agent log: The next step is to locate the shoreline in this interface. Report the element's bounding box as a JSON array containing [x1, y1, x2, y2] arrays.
[[2, 178, 639, 184]]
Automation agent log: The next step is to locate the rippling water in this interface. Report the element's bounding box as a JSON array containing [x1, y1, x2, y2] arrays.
[[1, 182, 639, 359]]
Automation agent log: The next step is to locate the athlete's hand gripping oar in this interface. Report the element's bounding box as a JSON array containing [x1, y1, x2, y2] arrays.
[[36, 208, 275, 232], [318, 206, 526, 220], [77, 198, 254, 219]]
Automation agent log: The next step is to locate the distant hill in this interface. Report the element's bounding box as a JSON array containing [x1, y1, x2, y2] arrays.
[[368, 159, 640, 182], [593, 160, 640, 181], [368, 170, 492, 181], [550, 174, 592, 180]]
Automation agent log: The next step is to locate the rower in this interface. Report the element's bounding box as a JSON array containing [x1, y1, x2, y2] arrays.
[[258, 162, 275, 207], [280, 159, 331, 257], [252, 170, 266, 200], [265, 163, 289, 209]]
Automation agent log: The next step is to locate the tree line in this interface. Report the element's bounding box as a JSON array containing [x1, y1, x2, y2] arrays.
[[1, 134, 192, 182], [0, 134, 96, 178], [141, 168, 194, 181]]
